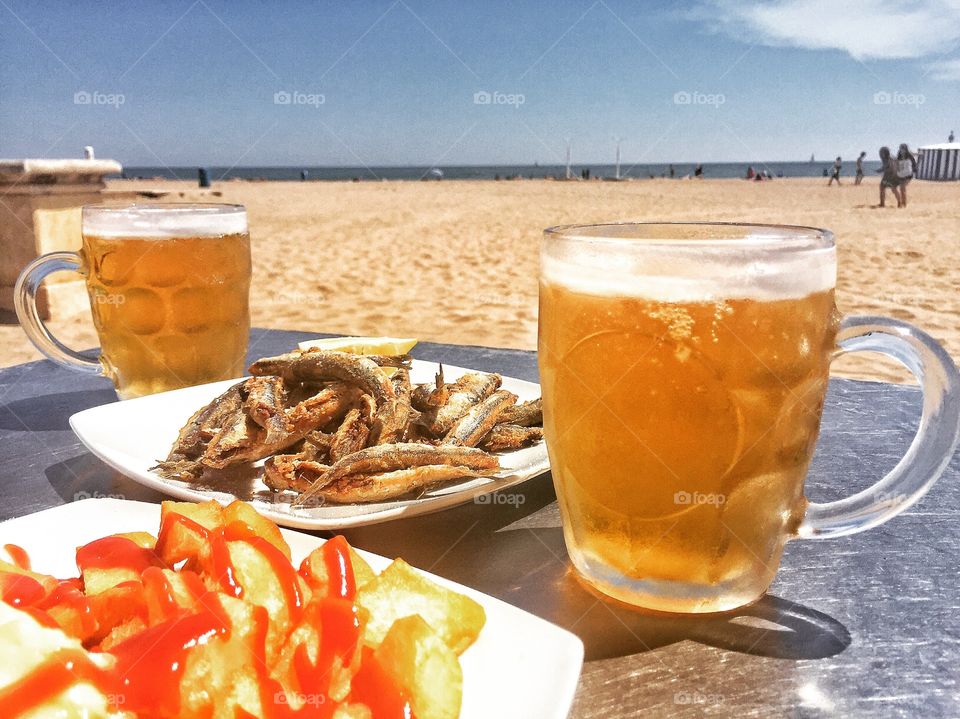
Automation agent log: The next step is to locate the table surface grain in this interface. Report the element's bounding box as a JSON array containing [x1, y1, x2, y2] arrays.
[[0, 328, 956, 718]]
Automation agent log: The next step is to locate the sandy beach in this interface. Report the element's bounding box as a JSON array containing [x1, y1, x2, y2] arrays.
[[4, 176, 957, 384]]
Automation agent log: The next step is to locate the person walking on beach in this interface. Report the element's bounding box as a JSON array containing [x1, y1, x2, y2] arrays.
[[827, 156, 842, 185], [855, 151, 866, 185], [896, 143, 918, 207], [877, 146, 902, 208], [694, 164, 703, 178]]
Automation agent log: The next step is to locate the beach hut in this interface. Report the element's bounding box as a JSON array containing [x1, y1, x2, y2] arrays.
[[916, 143, 960, 180]]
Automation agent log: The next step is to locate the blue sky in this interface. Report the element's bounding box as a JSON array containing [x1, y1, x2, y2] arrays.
[[1, 0, 958, 166]]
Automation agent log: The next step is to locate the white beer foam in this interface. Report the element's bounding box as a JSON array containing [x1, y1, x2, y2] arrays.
[[541, 249, 836, 302], [83, 205, 247, 238]]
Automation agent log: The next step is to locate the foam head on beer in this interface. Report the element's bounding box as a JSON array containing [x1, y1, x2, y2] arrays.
[[539, 223, 839, 613]]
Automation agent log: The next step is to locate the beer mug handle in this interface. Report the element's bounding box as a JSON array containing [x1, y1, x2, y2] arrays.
[[14, 251, 103, 375], [798, 315, 960, 539]]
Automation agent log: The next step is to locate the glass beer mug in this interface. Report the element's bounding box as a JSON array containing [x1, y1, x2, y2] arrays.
[[15, 204, 252, 399], [538, 222, 960, 613]]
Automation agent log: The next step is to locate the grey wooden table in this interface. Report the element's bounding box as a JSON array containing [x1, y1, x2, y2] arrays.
[[0, 328, 956, 717]]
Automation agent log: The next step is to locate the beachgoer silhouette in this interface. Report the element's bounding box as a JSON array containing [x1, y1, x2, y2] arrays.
[[827, 156, 842, 186], [896, 144, 917, 207], [877, 146, 902, 208], [855, 152, 866, 185], [694, 164, 703, 178]]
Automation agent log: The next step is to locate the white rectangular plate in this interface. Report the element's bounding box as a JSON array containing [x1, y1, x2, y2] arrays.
[[0, 499, 583, 719], [69, 360, 549, 530]]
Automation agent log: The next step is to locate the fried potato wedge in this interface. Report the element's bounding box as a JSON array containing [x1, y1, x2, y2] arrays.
[[355, 558, 485, 655], [375, 614, 462, 719]]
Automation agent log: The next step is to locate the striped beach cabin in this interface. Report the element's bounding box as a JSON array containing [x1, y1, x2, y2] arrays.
[[916, 143, 960, 180]]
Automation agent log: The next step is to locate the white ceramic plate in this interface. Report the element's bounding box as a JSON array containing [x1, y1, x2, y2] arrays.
[[0, 499, 583, 719], [69, 360, 549, 530]]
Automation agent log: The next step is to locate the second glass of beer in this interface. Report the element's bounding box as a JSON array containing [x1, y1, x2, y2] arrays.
[[539, 222, 959, 613], [16, 203, 251, 399]]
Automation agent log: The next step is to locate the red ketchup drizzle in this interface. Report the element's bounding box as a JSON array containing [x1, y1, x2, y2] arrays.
[[218, 521, 304, 618], [0, 649, 116, 716], [39, 578, 97, 637], [350, 648, 415, 719], [0, 573, 46, 608], [75, 536, 158, 574], [142, 566, 179, 620], [4, 543, 31, 570], [321, 536, 356, 600], [109, 598, 230, 717]]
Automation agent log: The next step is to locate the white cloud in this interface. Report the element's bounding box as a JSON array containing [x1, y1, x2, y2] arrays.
[[698, 0, 960, 60], [926, 57, 960, 79]]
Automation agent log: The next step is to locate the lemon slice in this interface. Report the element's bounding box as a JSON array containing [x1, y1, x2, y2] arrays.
[[297, 336, 418, 356]]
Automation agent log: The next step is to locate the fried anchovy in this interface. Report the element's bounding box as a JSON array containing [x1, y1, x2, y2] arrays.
[[420, 372, 501, 437], [442, 390, 517, 447], [203, 383, 357, 469], [480, 424, 544, 452], [411, 365, 448, 411], [263, 454, 330, 494], [248, 350, 395, 405], [311, 465, 499, 504], [293, 443, 499, 506], [497, 398, 542, 428], [243, 376, 289, 443], [161, 382, 246, 467], [370, 369, 413, 445], [329, 397, 374, 462], [368, 354, 413, 369]]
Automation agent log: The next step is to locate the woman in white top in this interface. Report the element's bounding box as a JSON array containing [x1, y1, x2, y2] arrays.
[[896, 144, 918, 208]]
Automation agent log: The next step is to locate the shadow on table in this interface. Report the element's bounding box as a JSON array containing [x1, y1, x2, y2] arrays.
[[342, 473, 851, 663], [0, 389, 116, 431], [44, 453, 165, 505]]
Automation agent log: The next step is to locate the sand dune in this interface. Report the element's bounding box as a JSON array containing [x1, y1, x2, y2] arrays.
[[3, 176, 957, 384]]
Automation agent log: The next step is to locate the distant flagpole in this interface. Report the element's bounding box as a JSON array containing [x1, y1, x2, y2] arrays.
[[614, 137, 623, 180], [565, 139, 572, 180]]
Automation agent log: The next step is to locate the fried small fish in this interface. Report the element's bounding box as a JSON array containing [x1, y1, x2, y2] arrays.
[[249, 350, 394, 405], [243, 375, 289, 444], [411, 365, 448, 411], [480, 424, 544, 452], [263, 454, 330, 494], [442, 390, 517, 447], [293, 443, 499, 506], [419, 372, 501, 437], [311, 465, 498, 504], [497, 398, 542, 428], [369, 369, 413, 445]]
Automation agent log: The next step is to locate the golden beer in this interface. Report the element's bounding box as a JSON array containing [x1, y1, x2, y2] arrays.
[[80, 205, 251, 399], [539, 223, 840, 612]]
